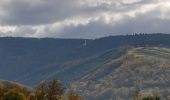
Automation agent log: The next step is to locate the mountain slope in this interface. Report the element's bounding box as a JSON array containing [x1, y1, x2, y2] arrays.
[[1, 34, 170, 99], [0, 34, 170, 86], [71, 47, 170, 100], [17, 48, 126, 85]]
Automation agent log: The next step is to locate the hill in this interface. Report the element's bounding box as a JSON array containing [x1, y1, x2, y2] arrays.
[[1, 34, 170, 99], [71, 47, 170, 100], [1, 34, 170, 86]]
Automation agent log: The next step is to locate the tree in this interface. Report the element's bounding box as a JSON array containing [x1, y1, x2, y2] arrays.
[[35, 80, 64, 100], [46, 80, 64, 100], [67, 90, 82, 100], [133, 84, 141, 100], [142, 96, 160, 100], [2, 91, 26, 100], [35, 81, 47, 100]]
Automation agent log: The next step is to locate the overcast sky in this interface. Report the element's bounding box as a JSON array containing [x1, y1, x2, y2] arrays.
[[0, 0, 170, 38]]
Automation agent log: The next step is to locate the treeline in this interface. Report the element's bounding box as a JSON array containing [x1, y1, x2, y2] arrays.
[[0, 80, 82, 100], [0, 81, 163, 100], [133, 86, 161, 100]]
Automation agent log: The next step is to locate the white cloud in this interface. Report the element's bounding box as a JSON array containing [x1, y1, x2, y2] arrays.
[[0, 0, 170, 38]]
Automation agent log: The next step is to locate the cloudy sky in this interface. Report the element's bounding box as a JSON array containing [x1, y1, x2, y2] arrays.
[[0, 0, 170, 38]]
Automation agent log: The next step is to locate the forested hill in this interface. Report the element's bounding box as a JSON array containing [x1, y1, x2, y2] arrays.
[[0, 33, 170, 86]]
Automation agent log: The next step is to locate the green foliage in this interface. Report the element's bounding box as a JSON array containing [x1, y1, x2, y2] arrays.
[[2, 91, 26, 100], [142, 96, 160, 100]]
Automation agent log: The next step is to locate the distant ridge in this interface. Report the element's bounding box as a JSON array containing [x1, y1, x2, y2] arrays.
[[0, 33, 169, 39]]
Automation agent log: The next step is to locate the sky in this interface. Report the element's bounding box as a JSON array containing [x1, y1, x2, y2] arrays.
[[0, 0, 170, 39]]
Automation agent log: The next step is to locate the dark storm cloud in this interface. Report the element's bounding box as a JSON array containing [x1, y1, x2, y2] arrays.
[[0, 0, 80, 25], [0, 0, 113, 25], [0, 0, 157, 26]]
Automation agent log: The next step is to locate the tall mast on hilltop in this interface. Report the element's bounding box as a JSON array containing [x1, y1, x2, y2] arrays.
[[83, 40, 87, 46]]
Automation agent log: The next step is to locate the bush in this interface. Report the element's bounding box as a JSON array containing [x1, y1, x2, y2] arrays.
[[67, 90, 82, 100], [3, 91, 26, 100], [142, 96, 160, 100]]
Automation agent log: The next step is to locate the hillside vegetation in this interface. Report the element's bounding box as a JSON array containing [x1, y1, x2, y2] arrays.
[[71, 47, 170, 100], [0, 80, 82, 100]]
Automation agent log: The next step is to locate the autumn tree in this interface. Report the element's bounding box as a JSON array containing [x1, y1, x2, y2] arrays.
[[67, 89, 82, 100], [35, 81, 47, 100], [35, 80, 64, 100], [46, 80, 64, 100]]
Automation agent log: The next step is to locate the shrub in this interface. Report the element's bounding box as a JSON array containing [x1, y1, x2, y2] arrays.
[[142, 96, 160, 100], [3, 91, 26, 100], [67, 90, 82, 100]]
